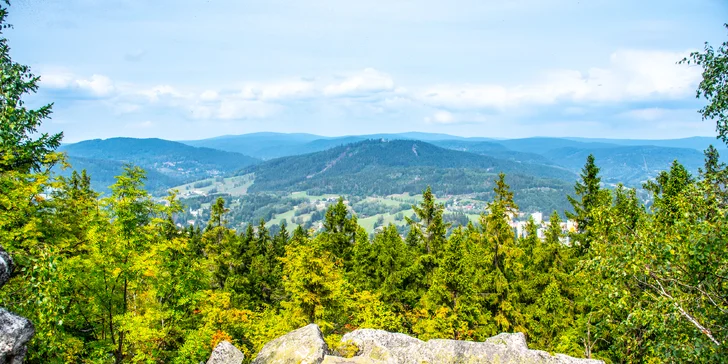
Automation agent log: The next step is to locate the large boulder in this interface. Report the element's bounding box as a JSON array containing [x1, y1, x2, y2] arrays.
[[207, 341, 245, 364], [331, 329, 603, 364], [0, 308, 34, 364], [252, 324, 327, 364], [339, 329, 424, 363], [0, 245, 34, 364], [252, 325, 603, 364]]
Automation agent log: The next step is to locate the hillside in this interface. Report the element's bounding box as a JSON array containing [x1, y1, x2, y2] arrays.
[[60, 137, 260, 193], [543, 145, 707, 186], [564, 136, 726, 151], [244, 139, 575, 213], [181, 132, 496, 159], [429, 139, 555, 165], [55, 156, 179, 196], [182, 132, 325, 160]]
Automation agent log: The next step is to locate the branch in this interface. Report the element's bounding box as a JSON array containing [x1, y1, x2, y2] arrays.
[[650, 271, 721, 346]]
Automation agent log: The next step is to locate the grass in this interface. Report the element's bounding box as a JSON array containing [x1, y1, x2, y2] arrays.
[[170, 174, 254, 197]]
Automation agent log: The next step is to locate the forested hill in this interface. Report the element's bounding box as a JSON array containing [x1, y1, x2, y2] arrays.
[[543, 145, 707, 186], [245, 139, 575, 200], [59, 137, 260, 194]]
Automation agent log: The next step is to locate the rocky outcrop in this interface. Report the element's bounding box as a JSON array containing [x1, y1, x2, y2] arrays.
[[253, 325, 603, 364], [207, 341, 244, 364], [0, 247, 12, 288], [0, 310, 34, 364], [0, 245, 34, 364], [252, 324, 327, 364]]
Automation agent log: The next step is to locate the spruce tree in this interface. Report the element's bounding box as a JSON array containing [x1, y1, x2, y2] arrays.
[[566, 154, 606, 254], [406, 186, 449, 255], [0, 1, 62, 174], [480, 173, 524, 333]]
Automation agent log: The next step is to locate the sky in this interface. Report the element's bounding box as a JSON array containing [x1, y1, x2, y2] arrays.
[[7, 0, 728, 142]]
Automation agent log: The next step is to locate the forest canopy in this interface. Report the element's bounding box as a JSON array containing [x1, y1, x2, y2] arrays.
[[1, 4, 727, 364]]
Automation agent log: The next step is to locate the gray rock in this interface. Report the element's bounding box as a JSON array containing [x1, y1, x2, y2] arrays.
[[336, 329, 603, 364], [253, 326, 602, 364], [207, 341, 244, 364], [0, 246, 13, 289], [0, 308, 34, 364], [321, 355, 383, 364], [341, 329, 424, 363], [252, 324, 327, 364]]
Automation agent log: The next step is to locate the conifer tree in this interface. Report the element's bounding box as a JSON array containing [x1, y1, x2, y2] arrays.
[[320, 197, 363, 268], [406, 186, 449, 255], [480, 173, 524, 333], [566, 154, 607, 254], [280, 236, 350, 330], [0, 0, 62, 174], [699, 145, 728, 215], [418, 228, 489, 340]]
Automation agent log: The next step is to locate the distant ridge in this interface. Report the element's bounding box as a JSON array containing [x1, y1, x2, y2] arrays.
[[180, 132, 721, 160], [59, 137, 260, 194]]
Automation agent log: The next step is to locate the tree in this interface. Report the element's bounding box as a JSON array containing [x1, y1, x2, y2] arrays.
[[100, 165, 160, 363], [699, 145, 728, 213], [566, 155, 607, 254], [280, 238, 350, 331], [680, 24, 728, 144], [479, 173, 525, 333], [417, 228, 490, 341], [320, 197, 363, 268], [482, 173, 518, 271], [406, 186, 449, 255], [521, 212, 578, 354], [0, 1, 62, 174]]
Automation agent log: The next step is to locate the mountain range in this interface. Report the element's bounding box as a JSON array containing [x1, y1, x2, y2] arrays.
[[58, 137, 260, 194], [58, 132, 722, 203]]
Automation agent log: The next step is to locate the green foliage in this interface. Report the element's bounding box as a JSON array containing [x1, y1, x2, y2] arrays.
[[566, 154, 609, 254], [59, 137, 260, 195], [246, 140, 574, 206], [0, 2, 61, 174], [2, 11, 727, 361], [681, 24, 728, 144]]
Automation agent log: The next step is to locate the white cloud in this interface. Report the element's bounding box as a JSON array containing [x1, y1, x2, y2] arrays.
[[217, 99, 278, 119], [417, 49, 700, 110], [75, 75, 115, 96], [113, 102, 141, 114], [125, 120, 154, 129], [40, 70, 75, 89], [619, 107, 668, 121], [190, 99, 279, 120], [40, 70, 116, 97], [425, 110, 456, 124], [323, 68, 395, 97], [241, 80, 315, 101], [199, 90, 219, 101], [35, 49, 703, 127], [139, 85, 183, 102]]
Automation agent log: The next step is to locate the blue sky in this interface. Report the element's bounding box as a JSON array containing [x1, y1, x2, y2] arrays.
[[7, 0, 728, 142]]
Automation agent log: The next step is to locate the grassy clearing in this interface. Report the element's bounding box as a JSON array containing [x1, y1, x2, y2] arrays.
[[170, 174, 254, 197]]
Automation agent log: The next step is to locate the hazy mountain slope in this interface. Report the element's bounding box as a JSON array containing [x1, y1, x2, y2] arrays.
[[60, 137, 260, 188], [495, 137, 619, 153], [565, 136, 725, 151], [430, 140, 555, 165], [182, 132, 327, 159], [57, 156, 179, 196], [543, 145, 706, 185], [181, 132, 496, 159]]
